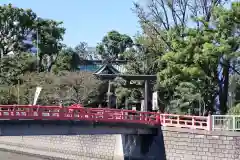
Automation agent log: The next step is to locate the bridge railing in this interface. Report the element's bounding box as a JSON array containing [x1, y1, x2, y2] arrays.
[[0, 105, 160, 126], [3, 105, 240, 131], [0, 105, 62, 120], [160, 114, 211, 130], [0, 104, 211, 130], [212, 115, 240, 131]]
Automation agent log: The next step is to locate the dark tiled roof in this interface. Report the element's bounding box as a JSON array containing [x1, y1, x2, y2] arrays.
[[94, 64, 120, 75]]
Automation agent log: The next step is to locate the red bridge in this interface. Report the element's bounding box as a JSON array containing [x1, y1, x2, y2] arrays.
[[0, 104, 211, 131]]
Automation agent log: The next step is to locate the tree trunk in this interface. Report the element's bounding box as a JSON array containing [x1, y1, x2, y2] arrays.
[[38, 55, 43, 72], [219, 61, 230, 114]]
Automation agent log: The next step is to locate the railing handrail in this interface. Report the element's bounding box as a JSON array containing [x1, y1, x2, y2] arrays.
[[160, 113, 210, 130], [161, 113, 208, 118], [1, 104, 240, 131], [0, 104, 161, 126], [211, 114, 240, 131], [212, 114, 240, 117]]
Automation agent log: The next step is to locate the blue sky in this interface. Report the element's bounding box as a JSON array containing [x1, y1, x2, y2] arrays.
[[1, 0, 140, 47]]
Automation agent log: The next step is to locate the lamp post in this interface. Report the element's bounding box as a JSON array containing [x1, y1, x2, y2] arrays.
[[36, 28, 39, 72], [35, 16, 41, 72], [13, 21, 21, 104], [0, 48, 2, 73]]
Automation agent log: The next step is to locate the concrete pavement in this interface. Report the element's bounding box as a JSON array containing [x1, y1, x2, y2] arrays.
[[0, 150, 48, 160]]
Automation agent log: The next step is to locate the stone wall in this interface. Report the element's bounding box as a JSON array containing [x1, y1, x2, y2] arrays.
[[0, 126, 239, 160], [162, 127, 240, 160], [120, 127, 240, 160], [121, 129, 166, 160], [0, 135, 124, 160]]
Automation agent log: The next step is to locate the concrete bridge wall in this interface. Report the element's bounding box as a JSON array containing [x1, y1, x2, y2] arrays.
[[0, 135, 124, 160], [0, 123, 239, 160], [0, 120, 159, 160], [162, 127, 240, 160]]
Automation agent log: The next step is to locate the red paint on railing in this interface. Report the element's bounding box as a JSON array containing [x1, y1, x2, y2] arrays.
[[0, 105, 212, 130], [0, 105, 160, 126]]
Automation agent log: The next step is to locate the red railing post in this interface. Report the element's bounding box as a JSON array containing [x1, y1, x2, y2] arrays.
[[156, 113, 160, 125], [162, 114, 165, 125], [192, 117, 195, 129], [207, 114, 212, 131], [177, 115, 180, 125], [59, 106, 64, 119], [120, 110, 124, 120]]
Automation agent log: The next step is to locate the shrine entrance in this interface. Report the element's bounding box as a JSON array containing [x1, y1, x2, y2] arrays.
[[94, 68, 157, 111]]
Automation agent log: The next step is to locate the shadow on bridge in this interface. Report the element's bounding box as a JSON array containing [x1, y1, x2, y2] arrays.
[[0, 120, 157, 136]]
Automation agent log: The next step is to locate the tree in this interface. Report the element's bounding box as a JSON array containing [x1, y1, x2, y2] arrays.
[[0, 52, 36, 85], [34, 18, 65, 72], [33, 18, 65, 72], [18, 72, 58, 105], [0, 3, 66, 73], [228, 103, 240, 115], [0, 4, 37, 56], [58, 72, 103, 105], [0, 85, 18, 104], [0, 3, 109, 107], [168, 82, 203, 114], [214, 2, 240, 113], [51, 48, 72, 74], [129, 0, 240, 115], [96, 30, 133, 60], [158, 2, 240, 114], [74, 41, 88, 59], [9, 71, 105, 106], [113, 34, 163, 108], [133, 0, 225, 51]]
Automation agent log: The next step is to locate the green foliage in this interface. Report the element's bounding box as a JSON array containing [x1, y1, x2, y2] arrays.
[[0, 4, 37, 55], [35, 18, 65, 55], [113, 34, 163, 107], [2, 1, 240, 116], [0, 3, 66, 73], [34, 18, 65, 72], [0, 4, 104, 106], [56, 71, 103, 105], [128, 0, 240, 114], [0, 71, 103, 106], [228, 103, 240, 115], [168, 82, 203, 114], [158, 3, 240, 113], [51, 49, 72, 74], [0, 85, 18, 104], [0, 53, 36, 85], [96, 30, 133, 60]]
